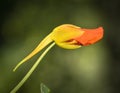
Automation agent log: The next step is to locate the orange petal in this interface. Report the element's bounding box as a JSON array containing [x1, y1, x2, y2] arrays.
[[74, 27, 103, 46]]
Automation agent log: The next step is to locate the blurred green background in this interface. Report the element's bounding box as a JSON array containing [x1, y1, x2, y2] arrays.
[[0, 0, 120, 93]]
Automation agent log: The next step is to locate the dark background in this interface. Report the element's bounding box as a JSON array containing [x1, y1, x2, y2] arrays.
[[0, 0, 120, 93]]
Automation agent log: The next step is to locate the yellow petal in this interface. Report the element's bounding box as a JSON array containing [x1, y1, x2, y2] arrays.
[[56, 40, 81, 49], [51, 24, 84, 49], [13, 33, 53, 71]]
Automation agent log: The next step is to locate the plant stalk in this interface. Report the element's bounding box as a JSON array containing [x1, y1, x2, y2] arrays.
[[10, 42, 55, 93]]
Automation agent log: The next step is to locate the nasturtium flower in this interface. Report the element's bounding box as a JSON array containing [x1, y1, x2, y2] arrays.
[[11, 24, 104, 93], [51, 24, 103, 49], [13, 24, 103, 71]]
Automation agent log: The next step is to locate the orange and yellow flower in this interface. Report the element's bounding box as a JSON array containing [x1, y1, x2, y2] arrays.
[[13, 24, 103, 71], [51, 24, 103, 49]]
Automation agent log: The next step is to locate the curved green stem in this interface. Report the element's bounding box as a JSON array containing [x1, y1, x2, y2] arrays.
[[10, 42, 55, 93]]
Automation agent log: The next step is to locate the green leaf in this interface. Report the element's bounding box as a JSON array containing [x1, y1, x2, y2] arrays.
[[40, 83, 50, 93]]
